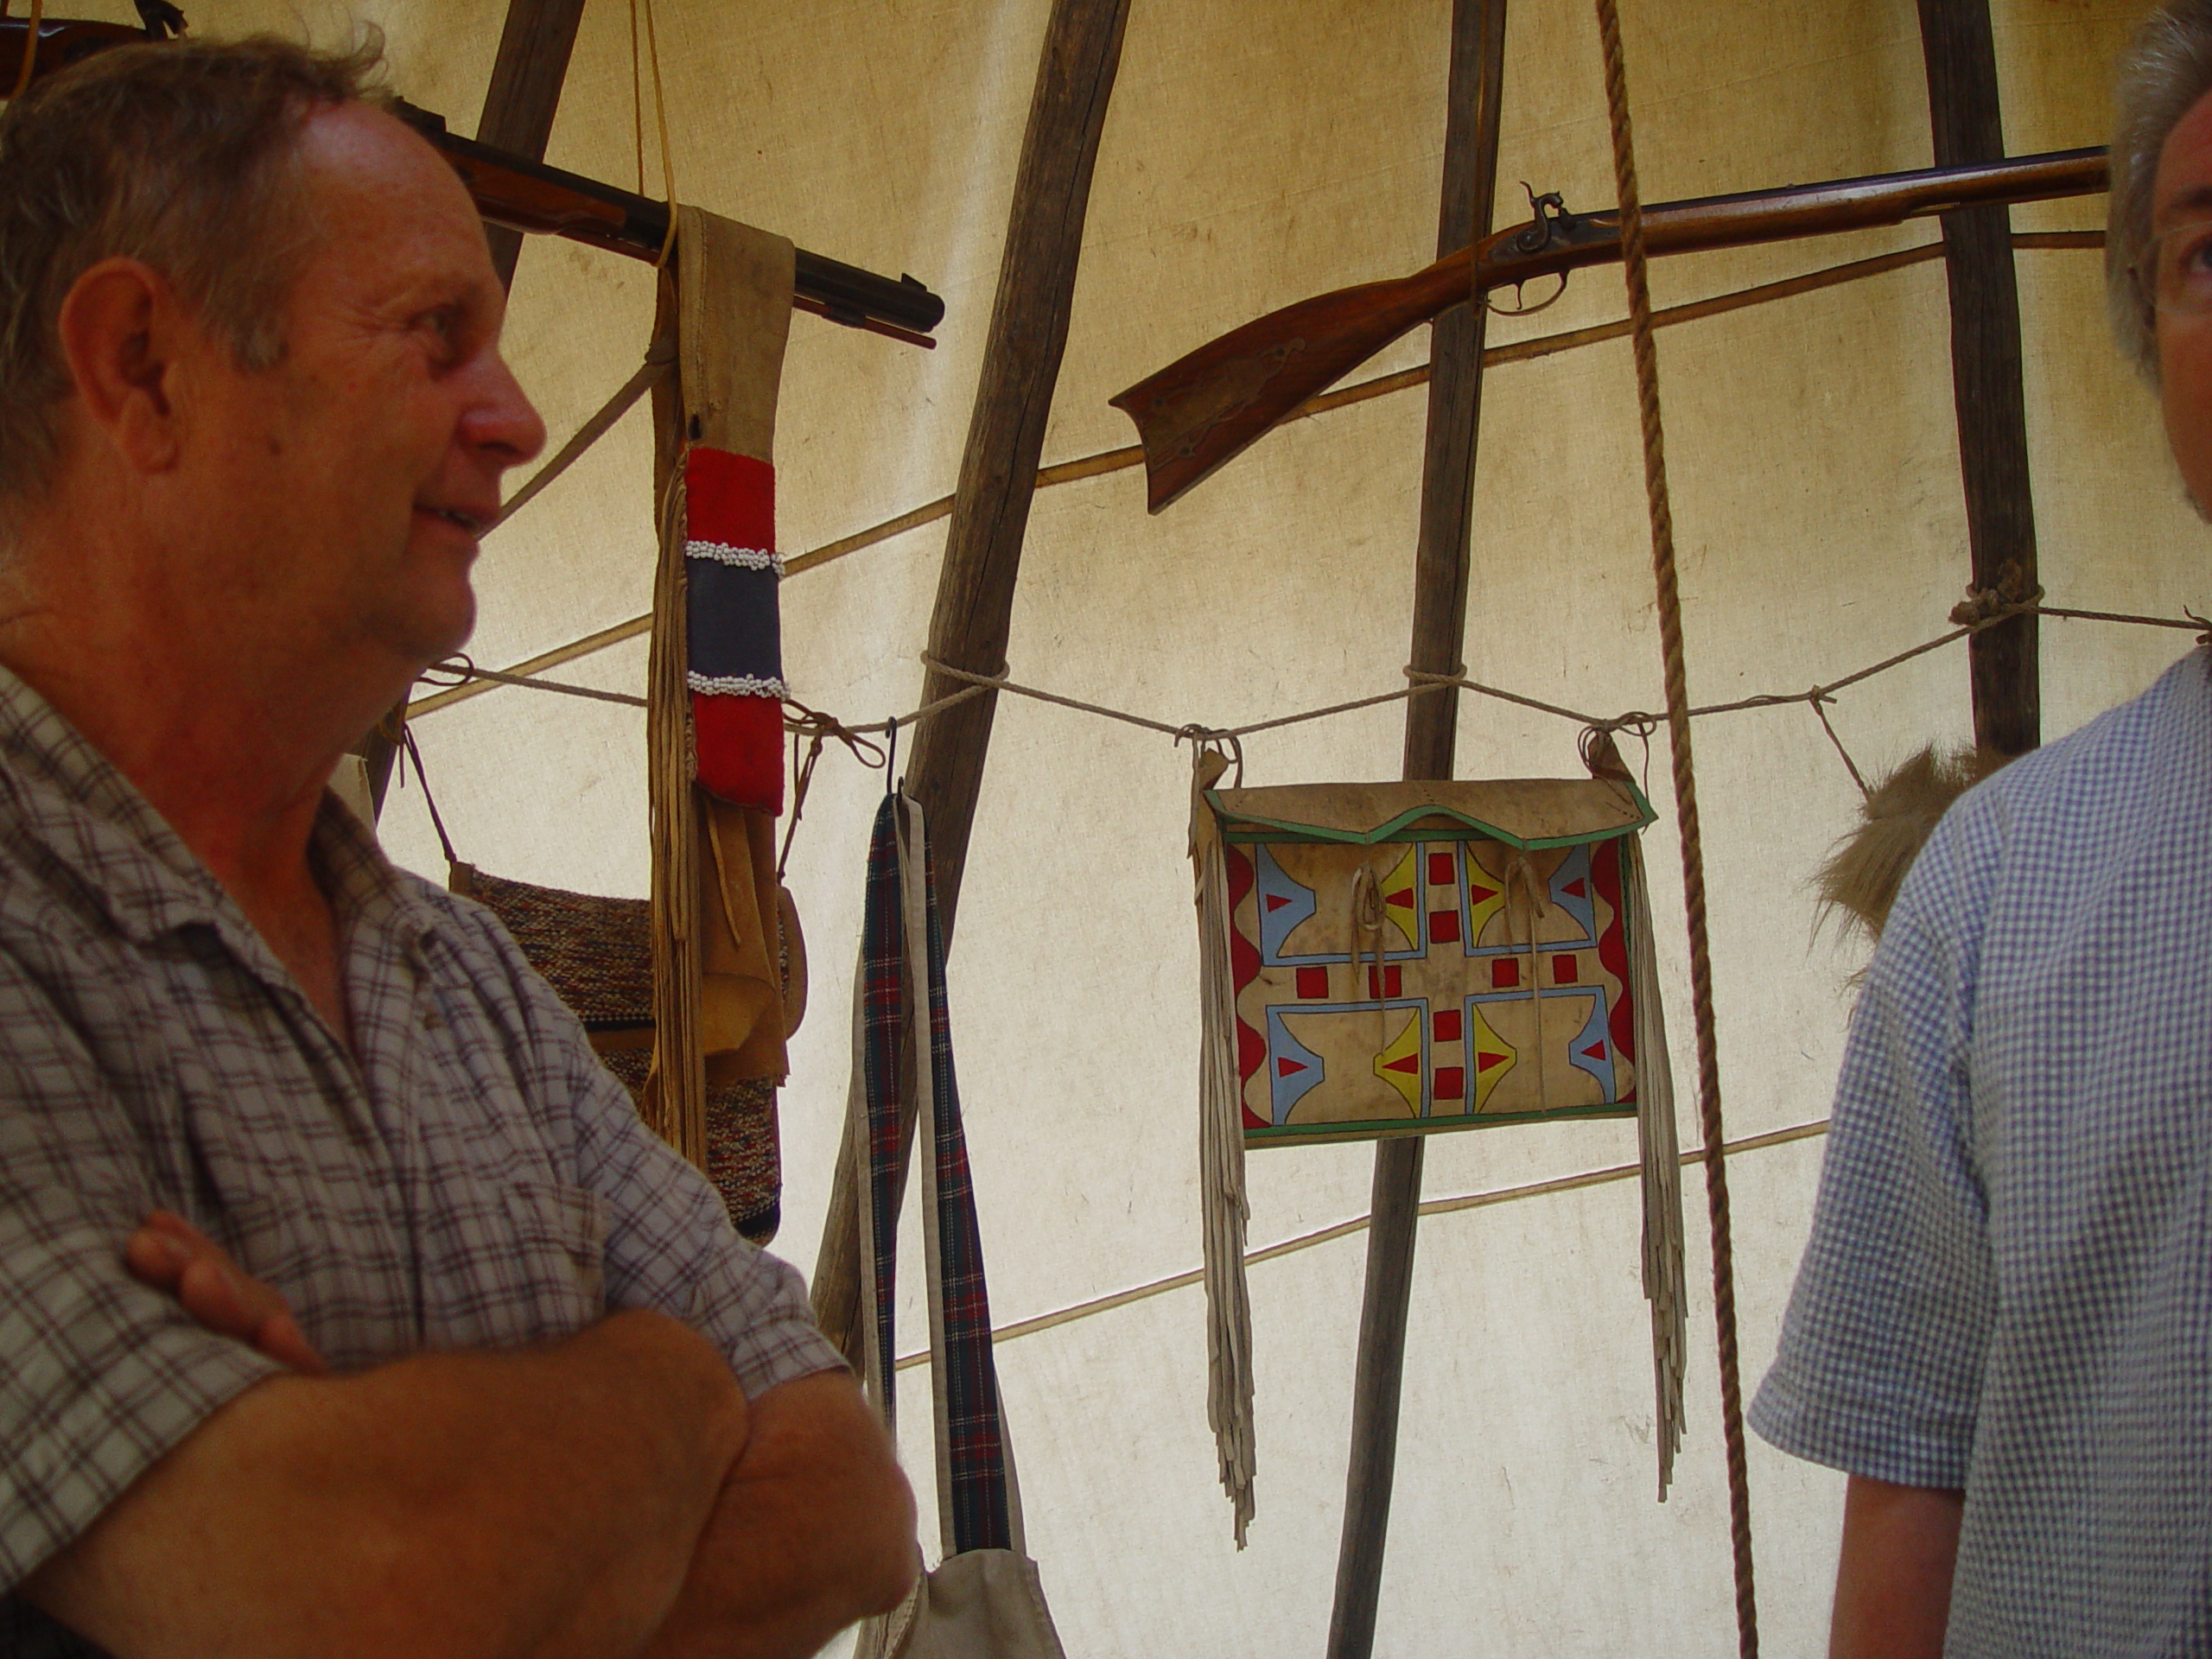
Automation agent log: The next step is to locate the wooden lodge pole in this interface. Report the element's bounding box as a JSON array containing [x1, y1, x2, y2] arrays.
[[810, 0, 1132, 1363], [359, 0, 590, 812], [1325, 3, 1508, 1655], [476, 0, 593, 289], [1918, 0, 2041, 755]]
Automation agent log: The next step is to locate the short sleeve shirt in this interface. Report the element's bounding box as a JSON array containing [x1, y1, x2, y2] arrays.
[[0, 667, 842, 1652], [1751, 650, 2212, 1656]]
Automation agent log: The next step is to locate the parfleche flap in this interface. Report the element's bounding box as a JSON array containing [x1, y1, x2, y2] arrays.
[[1206, 777, 1654, 849]]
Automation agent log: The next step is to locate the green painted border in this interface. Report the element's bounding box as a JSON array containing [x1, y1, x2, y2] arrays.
[[1244, 1103, 1637, 1148], [1208, 785, 1656, 850]]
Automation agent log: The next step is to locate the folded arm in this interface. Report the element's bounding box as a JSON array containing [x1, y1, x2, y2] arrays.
[[22, 1300, 752, 1659], [639, 1369, 917, 1659]]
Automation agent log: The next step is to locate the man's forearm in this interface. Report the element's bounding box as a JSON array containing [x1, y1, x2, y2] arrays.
[[1828, 1474, 1964, 1659], [641, 1371, 917, 1659], [25, 1308, 752, 1659]]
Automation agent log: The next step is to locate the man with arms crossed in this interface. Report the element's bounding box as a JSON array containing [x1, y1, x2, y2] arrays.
[[1752, 3, 2212, 1653], [0, 36, 913, 1659]]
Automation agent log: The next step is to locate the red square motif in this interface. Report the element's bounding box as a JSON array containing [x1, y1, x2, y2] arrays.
[[1427, 852, 1457, 887], [1433, 1008, 1462, 1044], [1365, 964, 1404, 1000], [1491, 957, 1519, 989], [1552, 954, 1579, 984], [1427, 909, 1461, 944], [1433, 1066, 1465, 1100], [1295, 966, 1330, 999]]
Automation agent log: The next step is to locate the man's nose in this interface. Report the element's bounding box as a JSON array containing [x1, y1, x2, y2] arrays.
[[461, 347, 548, 474]]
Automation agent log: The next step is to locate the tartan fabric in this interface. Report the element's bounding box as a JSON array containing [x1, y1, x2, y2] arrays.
[[857, 795, 1013, 1555], [0, 664, 842, 1649], [861, 798, 906, 1423], [914, 833, 1013, 1555]]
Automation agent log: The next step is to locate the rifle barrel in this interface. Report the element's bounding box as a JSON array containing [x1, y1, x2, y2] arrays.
[[404, 116, 946, 344], [1115, 145, 2109, 512], [0, 23, 944, 346]]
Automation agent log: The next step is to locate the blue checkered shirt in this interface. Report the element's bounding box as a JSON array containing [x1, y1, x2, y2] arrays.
[[0, 667, 842, 1655], [1752, 649, 2212, 1655]]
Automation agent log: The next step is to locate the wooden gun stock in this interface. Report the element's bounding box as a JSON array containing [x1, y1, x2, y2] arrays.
[[1112, 145, 2108, 512]]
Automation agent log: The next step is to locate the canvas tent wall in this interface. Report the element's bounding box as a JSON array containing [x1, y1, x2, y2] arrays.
[[95, 0, 2184, 1650]]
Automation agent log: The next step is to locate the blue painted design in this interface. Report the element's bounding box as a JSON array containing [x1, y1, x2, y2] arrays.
[[1254, 844, 1319, 963], [1548, 844, 1596, 944], [1264, 1010, 1326, 1124], [1560, 989, 1618, 1098]]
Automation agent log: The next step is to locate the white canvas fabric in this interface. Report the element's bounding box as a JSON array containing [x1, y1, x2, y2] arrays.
[[175, 0, 2183, 1649]]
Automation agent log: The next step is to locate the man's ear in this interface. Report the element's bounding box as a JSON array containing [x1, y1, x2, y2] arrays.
[[54, 257, 183, 474]]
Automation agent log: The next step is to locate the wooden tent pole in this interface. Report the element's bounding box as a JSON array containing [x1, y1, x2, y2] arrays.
[[1325, 3, 1508, 1655], [358, 0, 589, 814], [1918, 0, 2040, 755], [476, 0, 592, 289], [810, 0, 1131, 1363]]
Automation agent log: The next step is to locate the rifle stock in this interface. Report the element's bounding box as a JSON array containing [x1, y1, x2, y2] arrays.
[[1112, 145, 2108, 512]]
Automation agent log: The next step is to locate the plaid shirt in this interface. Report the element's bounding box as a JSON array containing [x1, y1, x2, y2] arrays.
[[0, 667, 841, 1651], [1753, 650, 2212, 1656]]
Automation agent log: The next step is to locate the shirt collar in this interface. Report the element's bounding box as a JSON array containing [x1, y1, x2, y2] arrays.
[[0, 664, 444, 953]]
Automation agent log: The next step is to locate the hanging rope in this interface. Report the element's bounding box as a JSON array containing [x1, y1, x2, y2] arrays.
[[1591, 0, 1758, 1650], [634, 0, 680, 269]]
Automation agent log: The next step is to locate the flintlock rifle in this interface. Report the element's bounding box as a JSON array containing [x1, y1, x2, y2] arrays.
[[0, 13, 945, 346], [1113, 145, 2108, 510]]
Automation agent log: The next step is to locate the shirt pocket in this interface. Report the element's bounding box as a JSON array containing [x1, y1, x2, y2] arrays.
[[501, 1180, 610, 1335]]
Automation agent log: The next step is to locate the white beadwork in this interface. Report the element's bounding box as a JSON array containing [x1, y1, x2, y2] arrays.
[[686, 540, 784, 576], [687, 671, 790, 698]]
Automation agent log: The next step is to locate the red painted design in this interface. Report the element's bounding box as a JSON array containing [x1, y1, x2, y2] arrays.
[[1552, 954, 1579, 984], [1467, 880, 1498, 904], [1224, 847, 1268, 1098], [1264, 893, 1293, 912], [691, 694, 784, 812], [1476, 1050, 1508, 1072], [1428, 909, 1461, 944], [684, 446, 774, 550], [1433, 1008, 1462, 1044], [1590, 837, 1637, 1068], [1561, 878, 1586, 899], [1427, 852, 1456, 887], [1384, 889, 1415, 910], [1382, 1053, 1420, 1076], [1433, 1066, 1465, 1099], [1366, 965, 1402, 999], [1582, 1042, 1607, 1061], [1295, 966, 1330, 1000], [1277, 1057, 1307, 1077], [1491, 957, 1519, 989]]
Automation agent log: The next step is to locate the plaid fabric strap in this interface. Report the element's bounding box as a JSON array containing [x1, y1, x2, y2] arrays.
[[856, 791, 1014, 1556], [907, 810, 1014, 1554]]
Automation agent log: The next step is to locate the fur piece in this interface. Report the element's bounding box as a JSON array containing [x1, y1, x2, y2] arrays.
[[1816, 745, 2012, 942]]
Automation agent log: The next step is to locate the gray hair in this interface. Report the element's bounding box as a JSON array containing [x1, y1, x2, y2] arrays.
[[2110, 2, 2212, 381], [0, 35, 391, 516]]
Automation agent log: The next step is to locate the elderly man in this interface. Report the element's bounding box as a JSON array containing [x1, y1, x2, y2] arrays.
[[0, 35, 912, 1659], [1751, 3, 2212, 1654]]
